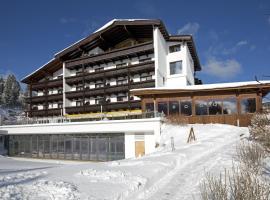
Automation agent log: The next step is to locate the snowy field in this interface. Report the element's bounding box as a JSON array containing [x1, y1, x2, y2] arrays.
[[0, 124, 249, 200]]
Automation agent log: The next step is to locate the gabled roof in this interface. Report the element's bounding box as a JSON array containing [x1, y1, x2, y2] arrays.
[[22, 19, 201, 84]]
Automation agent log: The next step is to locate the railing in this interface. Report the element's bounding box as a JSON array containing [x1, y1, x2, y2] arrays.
[[0, 111, 164, 126]]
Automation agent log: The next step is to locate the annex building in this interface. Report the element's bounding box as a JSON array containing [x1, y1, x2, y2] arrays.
[[0, 19, 269, 161]]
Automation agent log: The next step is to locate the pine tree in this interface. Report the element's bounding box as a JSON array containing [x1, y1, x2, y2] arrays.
[[0, 76, 4, 105], [2, 74, 21, 107]]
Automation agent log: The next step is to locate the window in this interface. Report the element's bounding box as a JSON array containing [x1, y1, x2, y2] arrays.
[[145, 103, 154, 112], [208, 99, 223, 115], [117, 95, 127, 102], [241, 98, 256, 113], [180, 100, 192, 116], [223, 98, 237, 114], [58, 89, 63, 94], [169, 101, 179, 115], [140, 75, 152, 82], [76, 86, 83, 91], [76, 101, 83, 107], [158, 102, 168, 115], [95, 98, 104, 104], [195, 100, 208, 115], [170, 61, 182, 75], [95, 83, 104, 88], [117, 79, 127, 85], [169, 44, 181, 53], [58, 103, 63, 109]]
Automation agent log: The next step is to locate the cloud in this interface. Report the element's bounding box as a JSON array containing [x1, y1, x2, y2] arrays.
[[203, 57, 242, 79], [177, 22, 200, 36], [236, 40, 248, 46]]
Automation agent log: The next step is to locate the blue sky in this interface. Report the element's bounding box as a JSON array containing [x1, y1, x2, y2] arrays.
[[0, 0, 270, 85]]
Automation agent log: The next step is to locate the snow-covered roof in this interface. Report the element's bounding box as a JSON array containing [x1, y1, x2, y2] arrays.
[[94, 19, 151, 33], [21, 58, 56, 82], [131, 80, 270, 93]]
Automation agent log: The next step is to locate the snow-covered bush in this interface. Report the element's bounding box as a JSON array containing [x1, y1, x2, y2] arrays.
[[249, 112, 270, 150], [200, 165, 270, 200], [236, 142, 265, 174]]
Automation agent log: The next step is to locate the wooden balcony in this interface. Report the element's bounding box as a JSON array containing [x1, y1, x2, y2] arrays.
[[66, 42, 154, 68], [65, 80, 155, 99], [31, 78, 63, 90], [65, 100, 141, 114], [29, 108, 62, 117], [26, 94, 63, 103], [65, 61, 155, 85], [130, 79, 155, 89]]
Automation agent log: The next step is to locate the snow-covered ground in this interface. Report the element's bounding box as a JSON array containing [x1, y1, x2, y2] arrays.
[[0, 124, 249, 200]]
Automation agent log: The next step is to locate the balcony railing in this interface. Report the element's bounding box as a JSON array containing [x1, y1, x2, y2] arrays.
[[26, 93, 63, 103], [28, 108, 62, 117], [65, 79, 155, 100], [66, 42, 154, 68], [65, 61, 154, 85], [31, 78, 63, 90], [65, 100, 141, 114]]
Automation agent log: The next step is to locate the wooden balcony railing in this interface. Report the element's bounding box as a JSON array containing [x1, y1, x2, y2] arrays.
[[28, 108, 62, 117], [31, 78, 63, 90], [65, 100, 141, 114], [66, 42, 154, 68], [26, 93, 63, 103], [65, 61, 155, 85]]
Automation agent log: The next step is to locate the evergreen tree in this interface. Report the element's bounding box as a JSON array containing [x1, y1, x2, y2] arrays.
[[2, 74, 21, 107], [0, 76, 4, 104]]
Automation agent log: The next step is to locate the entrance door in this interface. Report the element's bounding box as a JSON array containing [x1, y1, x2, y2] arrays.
[[135, 141, 145, 157]]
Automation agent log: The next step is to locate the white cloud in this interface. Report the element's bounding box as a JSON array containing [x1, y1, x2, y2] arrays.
[[203, 57, 242, 79], [177, 22, 200, 35], [236, 40, 248, 46]]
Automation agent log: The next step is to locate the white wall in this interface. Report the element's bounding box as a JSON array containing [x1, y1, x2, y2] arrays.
[[0, 118, 162, 159], [154, 27, 167, 87]]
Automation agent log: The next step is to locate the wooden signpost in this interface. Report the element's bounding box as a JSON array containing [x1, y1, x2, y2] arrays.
[[187, 127, 196, 143]]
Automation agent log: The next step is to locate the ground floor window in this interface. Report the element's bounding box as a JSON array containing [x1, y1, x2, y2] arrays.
[[195, 100, 208, 115], [158, 102, 168, 115], [241, 98, 256, 113], [8, 133, 125, 161]]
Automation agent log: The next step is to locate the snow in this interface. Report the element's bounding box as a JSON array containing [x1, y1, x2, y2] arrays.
[[94, 19, 150, 33], [131, 80, 270, 92], [0, 124, 252, 199]]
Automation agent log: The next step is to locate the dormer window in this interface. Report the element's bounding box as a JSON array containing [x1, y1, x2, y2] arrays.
[[169, 44, 181, 53]]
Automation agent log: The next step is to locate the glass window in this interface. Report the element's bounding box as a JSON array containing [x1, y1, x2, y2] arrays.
[[169, 44, 181, 53], [145, 103, 154, 112], [208, 99, 223, 115], [223, 98, 237, 114], [241, 98, 256, 113], [170, 61, 182, 75], [195, 100, 208, 115], [180, 100, 192, 116], [169, 101, 179, 115], [158, 102, 168, 116]]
